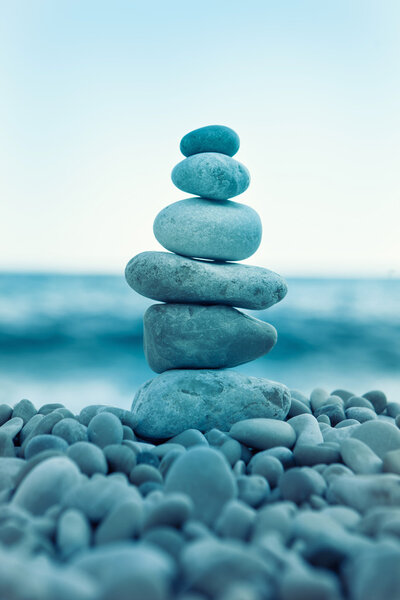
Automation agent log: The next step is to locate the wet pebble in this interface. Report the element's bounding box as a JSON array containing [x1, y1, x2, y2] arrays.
[[362, 390, 387, 414]]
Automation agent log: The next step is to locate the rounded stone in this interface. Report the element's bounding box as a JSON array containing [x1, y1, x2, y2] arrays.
[[126, 251, 287, 310], [214, 499, 256, 540], [104, 444, 136, 475], [165, 447, 237, 525], [229, 418, 295, 450], [248, 454, 284, 487], [52, 418, 88, 444], [144, 303, 277, 373], [67, 441, 108, 476], [350, 420, 400, 459], [87, 412, 123, 449], [131, 370, 290, 439], [24, 434, 68, 460], [94, 500, 143, 544], [12, 456, 81, 515], [12, 399, 36, 425], [362, 390, 387, 414], [143, 493, 193, 530], [340, 438, 383, 474], [153, 197, 261, 261], [180, 125, 240, 157], [237, 474, 270, 507], [345, 407, 377, 422], [130, 464, 163, 486], [57, 508, 91, 559], [279, 467, 327, 503], [172, 153, 250, 201]]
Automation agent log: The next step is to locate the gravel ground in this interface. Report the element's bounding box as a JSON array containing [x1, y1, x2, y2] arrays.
[[0, 386, 400, 600]]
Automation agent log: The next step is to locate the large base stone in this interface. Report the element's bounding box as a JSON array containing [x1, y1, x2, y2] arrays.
[[131, 370, 290, 439]]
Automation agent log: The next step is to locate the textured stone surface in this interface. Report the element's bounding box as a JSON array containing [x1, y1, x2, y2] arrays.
[[126, 251, 287, 310], [180, 125, 240, 157], [153, 197, 261, 261], [144, 303, 277, 373], [132, 370, 290, 439], [172, 152, 250, 200]]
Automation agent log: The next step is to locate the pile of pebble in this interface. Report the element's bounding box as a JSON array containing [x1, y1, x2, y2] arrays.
[[125, 125, 289, 439], [1, 388, 400, 599]]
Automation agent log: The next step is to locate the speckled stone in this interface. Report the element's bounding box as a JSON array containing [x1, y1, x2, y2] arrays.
[[172, 153, 250, 200], [125, 251, 287, 310], [131, 370, 290, 439], [153, 197, 261, 261], [180, 125, 240, 157], [144, 304, 277, 373]]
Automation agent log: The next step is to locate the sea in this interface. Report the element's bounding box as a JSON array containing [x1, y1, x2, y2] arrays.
[[0, 273, 399, 413]]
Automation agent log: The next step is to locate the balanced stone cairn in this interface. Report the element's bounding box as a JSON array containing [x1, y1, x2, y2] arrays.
[[125, 125, 291, 438]]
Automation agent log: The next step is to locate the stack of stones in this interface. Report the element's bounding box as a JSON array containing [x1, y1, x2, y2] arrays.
[[125, 125, 290, 439]]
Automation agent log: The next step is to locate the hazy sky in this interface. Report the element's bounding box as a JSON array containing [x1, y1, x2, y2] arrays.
[[1, 1, 399, 276]]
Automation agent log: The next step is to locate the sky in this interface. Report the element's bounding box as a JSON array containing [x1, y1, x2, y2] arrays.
[[0, 0, 399, 277]]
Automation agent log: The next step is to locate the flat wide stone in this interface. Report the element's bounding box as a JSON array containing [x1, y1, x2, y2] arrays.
[[144, 304, 277, 373], [153, 197, 261, 261], [131, 370, 290, 439], [125, 251, 287, 310], [171, 153, 250, 200]]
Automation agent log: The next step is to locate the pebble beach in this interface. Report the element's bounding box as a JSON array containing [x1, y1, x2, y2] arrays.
[[1, 125, 399, 599]]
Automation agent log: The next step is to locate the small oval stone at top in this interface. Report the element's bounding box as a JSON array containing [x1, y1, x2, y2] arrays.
[[180, 125, 240, 157]]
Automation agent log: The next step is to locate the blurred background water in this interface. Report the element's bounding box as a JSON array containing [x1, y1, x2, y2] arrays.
[[1, 273, 399, 413]]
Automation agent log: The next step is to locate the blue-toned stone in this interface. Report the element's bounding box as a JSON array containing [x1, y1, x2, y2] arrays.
[[172, 152, 250, 200], [0, 404, 12, 426], [350, 420, 400, 459], [67, 441, 108, 476], [153, 197, 261, 261], [12, 456, 81, 515], [94, 499, 143, 544], [52, 418, 87, 444], [132, 370, 290, 439], [56, 508, 91, 559], [230, 418, 295, 450], [165, 447, 237, 525], [24, 434, 68, 459], [87, 412, 123, 448], [12, 399, 36, 424], [144, 303, 277, 373], [126, 251, 287, 310], [104, 444, 136, 475], [180, 125, 240, 157], [73, 542, 175, 599]]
